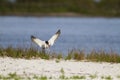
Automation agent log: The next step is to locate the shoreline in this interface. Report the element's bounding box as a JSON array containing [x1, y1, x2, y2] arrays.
[[0, 12, 119, 18]]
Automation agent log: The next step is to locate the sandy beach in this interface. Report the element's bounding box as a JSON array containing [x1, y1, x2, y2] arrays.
[[0, 57, 120, 79]]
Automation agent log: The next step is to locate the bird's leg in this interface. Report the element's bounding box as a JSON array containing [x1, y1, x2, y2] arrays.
[[42, 48, 46, 54]]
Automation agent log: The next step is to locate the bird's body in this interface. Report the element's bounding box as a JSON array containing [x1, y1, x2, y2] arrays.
[[31, 29, 61, 51]]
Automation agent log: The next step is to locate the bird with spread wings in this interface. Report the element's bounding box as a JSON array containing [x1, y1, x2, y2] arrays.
[[31, 29, 61, 52]]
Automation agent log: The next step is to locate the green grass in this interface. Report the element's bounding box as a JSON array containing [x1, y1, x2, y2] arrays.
[[55, 59, 60, 63], [0, 74, 119, 80], [101, 75, 113, 80], [86, 49, 120, 63], [70, 75, 86, 79], [105, 76, 113, 80], [89, 74, 97, 79], [59, 74, 65, 79], [0, 72, 23, 80], [39, 76, 47, 80], [59, 68, 65, 79], [0, 46, 120, 63], [0, 46, 50, 59], [60, 68, 64, 74], [65, 49, 85, 61], [117, 75, 120, 78]]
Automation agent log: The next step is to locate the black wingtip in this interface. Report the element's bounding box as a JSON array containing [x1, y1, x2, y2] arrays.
[[31, 35, 36, 39], [56, 29, 61, 34]]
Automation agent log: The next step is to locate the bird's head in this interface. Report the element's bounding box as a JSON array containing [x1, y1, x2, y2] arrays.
[[45, 41, 50, 47]]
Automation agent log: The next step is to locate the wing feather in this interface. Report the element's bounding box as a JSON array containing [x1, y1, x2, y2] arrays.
[[31, 35, 44, 47], [48, 29, 61, 46]]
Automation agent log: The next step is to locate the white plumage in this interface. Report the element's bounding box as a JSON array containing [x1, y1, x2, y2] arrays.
[[31, 29, 61, 49]]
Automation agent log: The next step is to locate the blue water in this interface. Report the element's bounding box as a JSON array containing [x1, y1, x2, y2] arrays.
[[0, 16, 120, 54]]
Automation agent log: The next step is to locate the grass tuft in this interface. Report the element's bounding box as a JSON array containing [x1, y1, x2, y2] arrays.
[[60, 68, 64, 74], [59, 68, 65, 79], [0, 72, 22, 80], [65, 49, 85, 60], [86, 49, 120, 63], [71, 75, 86, 79], [105, 76, 113, 80], [39, 75, 47, 80], [117, 75, 120, 78], [89, 74, 97, 79]]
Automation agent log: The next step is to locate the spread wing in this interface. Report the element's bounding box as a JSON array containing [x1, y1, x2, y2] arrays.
[[31, 35, 44, 47], [48, 29, 61, 46]]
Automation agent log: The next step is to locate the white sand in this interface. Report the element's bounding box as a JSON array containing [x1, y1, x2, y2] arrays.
[[0, 57, 120, 79]]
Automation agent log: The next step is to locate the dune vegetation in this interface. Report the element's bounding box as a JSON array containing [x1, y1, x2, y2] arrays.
[[0, 46, 120, 63]]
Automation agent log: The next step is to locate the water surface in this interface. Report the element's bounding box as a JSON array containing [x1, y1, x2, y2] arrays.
[[0, 16, 120, 54]]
